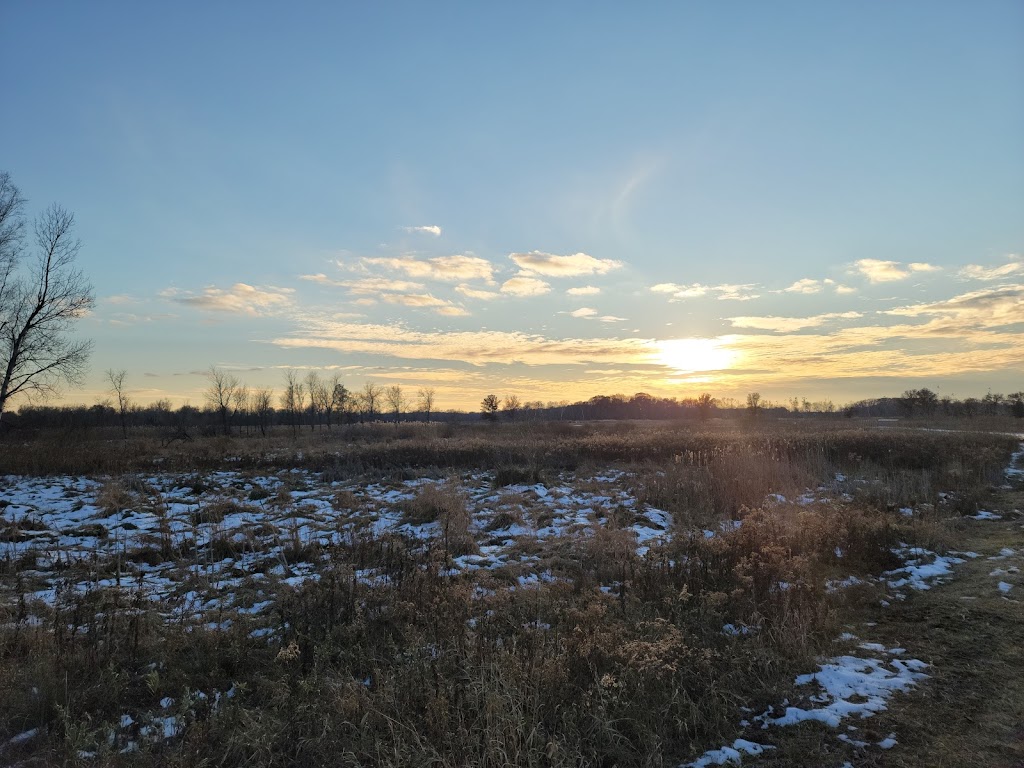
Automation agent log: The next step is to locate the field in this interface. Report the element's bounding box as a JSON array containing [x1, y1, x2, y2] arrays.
[[0, 420, 1022, 767]]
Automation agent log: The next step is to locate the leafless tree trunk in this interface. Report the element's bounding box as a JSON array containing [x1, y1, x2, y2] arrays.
[[0, 173, 94, 428], [360, 382, 382, 421], [280, 370, 306, 438], [204, 367, 239, 436], [385, 384, 406, 424], [253, 387, 274, 436], [233, 383, 250, 435], [106, 368, 131, 440], [417, 387, 435, 422], [306, 371, 326, 432]]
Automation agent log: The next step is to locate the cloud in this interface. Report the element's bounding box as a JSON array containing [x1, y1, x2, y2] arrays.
[[455, 284, 501, 300], [510, 251, 624, 277], [567, 285, 601, 296], [958, 255, 1023, 281], [729, 312, 863, 333], [883, 284, 1024, 328], [649, 282, 760, 301], [501, 276, 551, 297], [361, 255, 494, 283], [403, 225, 442, 236], [783, 278, 822, 294], [853, 259, 941, 283], [570, 307, 598, 318], [272, 320, 655, 367], [161, 283, 293, 316], [567, 307, 627, 323], [378, 292, 469, 317], [834, 284, 857, 295], [598, 315, 627, 323], [306, 276, 427, 294]]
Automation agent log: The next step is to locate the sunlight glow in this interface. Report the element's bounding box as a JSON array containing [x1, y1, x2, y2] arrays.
[[654, 338, 736, 375]]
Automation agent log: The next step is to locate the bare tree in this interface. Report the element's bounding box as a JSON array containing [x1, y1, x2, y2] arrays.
[[385, 384, 406, 423], [233, 383, 250, 435], [280, 370, 306, 437], [0, 173, 94, 427], [360, 382, 382, 421], [502, 394, 521, 420], [106, 368, 131, 440], [417, 387, 435, 422], [204, 367, 239, 435], [253, 387, 274, 436], [305, 371, 325, 432]]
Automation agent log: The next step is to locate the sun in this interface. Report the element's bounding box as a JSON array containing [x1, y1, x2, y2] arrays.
[[654, 338, 736, 374]]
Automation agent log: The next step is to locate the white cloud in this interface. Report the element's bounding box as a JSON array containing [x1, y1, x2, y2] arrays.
[[361, 255, 494, 283], [729, 312, 863, 332], [834, 284, 857, 295], [598, 315, 627, 323], [510, 251, 624, 277], [455, 284, 501, 300], [884, 284, 1024, 328], [784, 278, 822, 294], [567, 285, 601, 296], [650, 282, 759, 301], [853, 259, 941, 283], [161, 283, 293, 316], [403, 225, 442, 236], [958, 255, 1023, 281], [570, 307, 598, 318], [501, 276, 551, 297]]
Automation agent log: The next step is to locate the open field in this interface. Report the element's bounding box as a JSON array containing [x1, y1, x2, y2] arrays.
[[0, 420, 1021, 767]]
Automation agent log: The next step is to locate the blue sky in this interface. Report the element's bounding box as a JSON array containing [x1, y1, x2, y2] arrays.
[[2, 1, 1023, 409]]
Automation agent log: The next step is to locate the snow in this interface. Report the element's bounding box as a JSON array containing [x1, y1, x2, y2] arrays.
[[998, 581, 1013, 594], [681, 738, 775, 767]]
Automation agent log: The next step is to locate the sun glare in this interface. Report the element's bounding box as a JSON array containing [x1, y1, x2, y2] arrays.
[[655, 338, 736, 374]]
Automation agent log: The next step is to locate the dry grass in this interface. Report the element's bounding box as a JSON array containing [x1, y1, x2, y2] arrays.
[[0, 422, 1018, 766]]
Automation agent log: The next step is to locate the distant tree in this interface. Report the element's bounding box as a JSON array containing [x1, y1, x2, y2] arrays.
[[746, 392, 762, 418], [480, 394, 500, 422], [417, 387, 436, 422], [204, 367, 239, 435], [502, 394, 521, 420], [305, 371, 325, 431], [253, 387, 274, 436], [325, 374, 347, 429], [385, 384, 406, 423], [696, 392, 716, 422], [106, 368, 131, 440], [1009, 392, 1024, 419], [233, 383, 250, 435], [0, 172, 95, 428], [360, 382, 382, 421], [280, 370, 306, 437]]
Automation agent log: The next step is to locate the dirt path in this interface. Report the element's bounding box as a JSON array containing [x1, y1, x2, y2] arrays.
[[868, 497, 1024, 768]]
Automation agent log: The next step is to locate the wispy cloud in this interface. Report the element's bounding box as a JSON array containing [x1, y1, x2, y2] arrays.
[[958, 254, 1023, 281], [650, 282, 760, 301], [501, 276, 551, 297], [511, 251, 624, 277], [567, 307, 627, 323], [455, 284, 501, 300], [403, 225, 442, 236], [729, 311, 863, 332], [570, 307, 598, 318], [161, 283, 293, 316], [883, 284, 1024, 328], [272, 320, 655, 367], [302, 275, 426, 294], [783, 278, 823, 294], [567, 285, 601, 296], [852, 259, 941, 283], [361, 255, 494, 283]]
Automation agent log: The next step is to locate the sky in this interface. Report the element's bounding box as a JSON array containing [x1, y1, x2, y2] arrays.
[[2, 1, 1023, 411]]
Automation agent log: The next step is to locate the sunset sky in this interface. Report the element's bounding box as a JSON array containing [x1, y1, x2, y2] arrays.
[[2, 2, 1022, 410]]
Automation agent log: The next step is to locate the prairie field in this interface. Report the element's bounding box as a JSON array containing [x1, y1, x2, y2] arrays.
[[0, 419, 1022, 767]]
